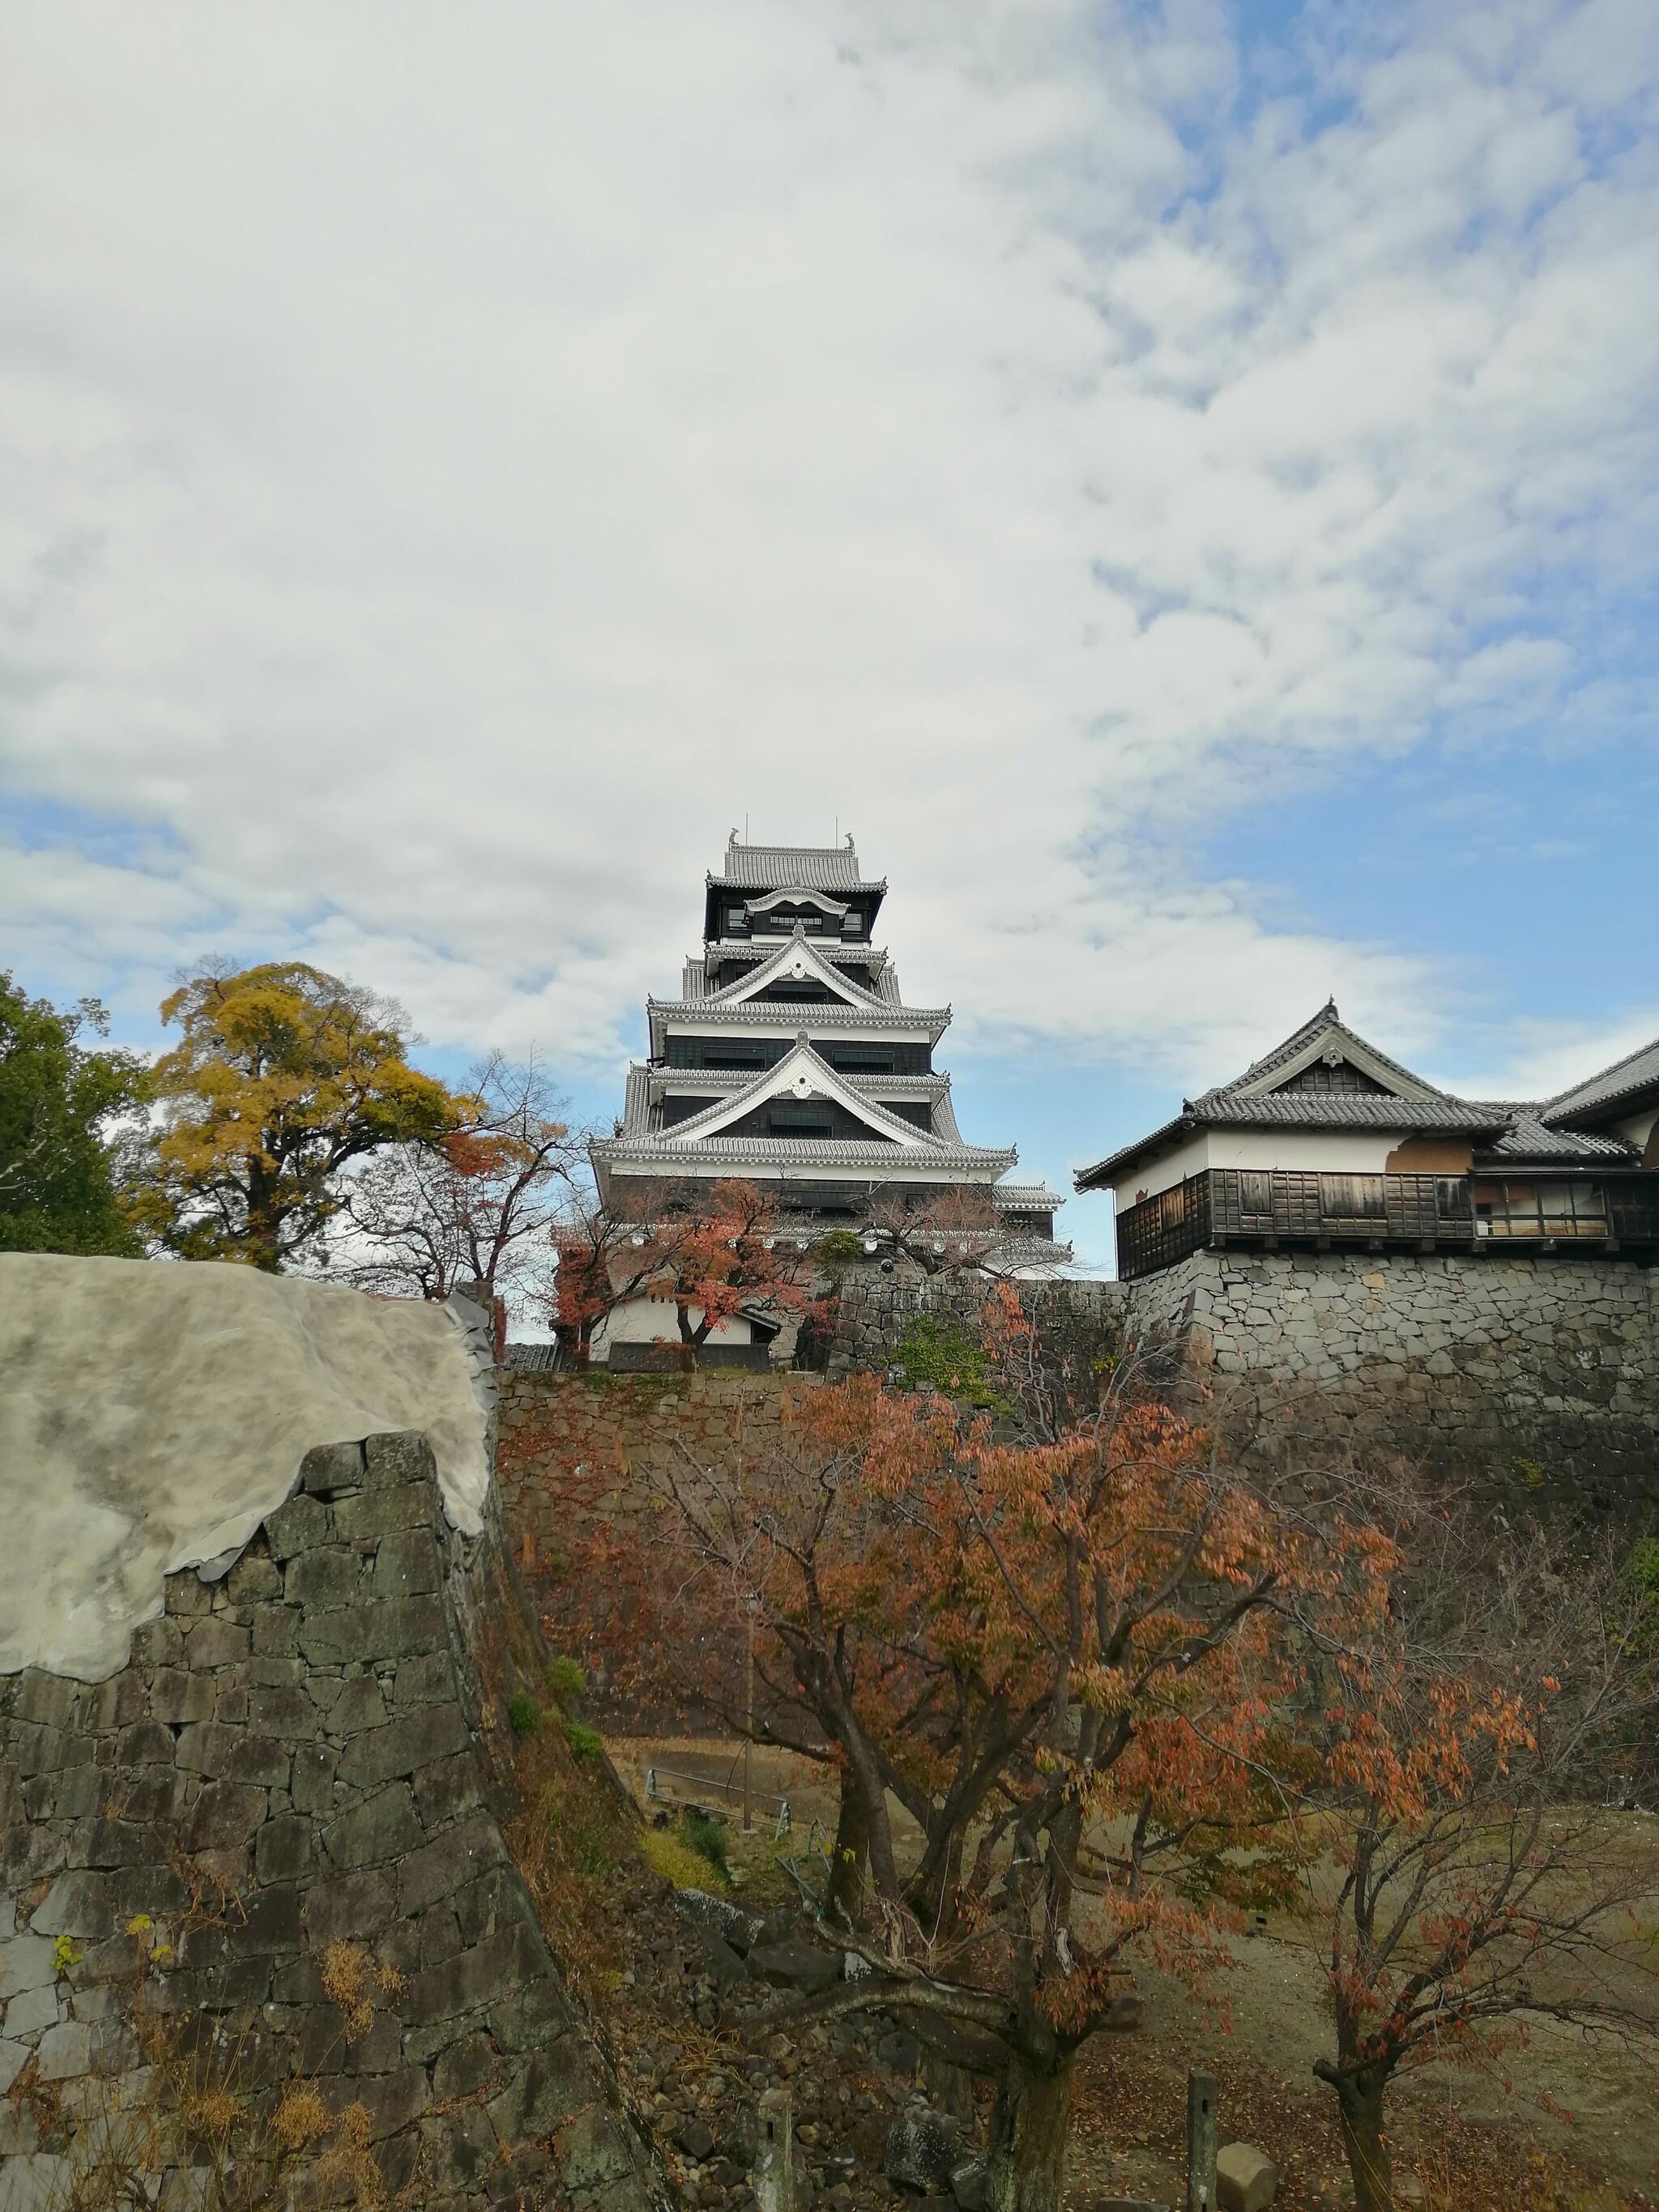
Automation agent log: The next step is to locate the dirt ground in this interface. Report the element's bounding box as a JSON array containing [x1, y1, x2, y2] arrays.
[[613, 1736, 1659, 2210]]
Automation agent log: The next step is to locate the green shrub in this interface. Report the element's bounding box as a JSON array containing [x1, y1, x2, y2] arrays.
[[547, 1654, 587, 1699], [815, 1229, 864, 1268], [890, 1314, 1009, 1411], [1627, 1537, 1659, 1599], [678, 1811, 730, 1880], [506, 1692, 540, 1737], [643, 1825, 720, 1890], [565, 1720, 604, 1764]]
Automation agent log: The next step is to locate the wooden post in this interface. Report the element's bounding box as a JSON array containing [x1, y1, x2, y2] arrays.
[[744, 1596, 757, 1831], [1186, 2069, 1218, 2212], [753, 2085, 793, 2212]]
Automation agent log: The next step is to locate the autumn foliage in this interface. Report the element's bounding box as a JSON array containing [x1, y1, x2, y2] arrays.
[[532, 1287, 1396, 2212], [129, 962, 471, 1271], [552, 1178, 823, 1366]]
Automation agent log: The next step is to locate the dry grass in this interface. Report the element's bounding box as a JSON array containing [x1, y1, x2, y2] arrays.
[[22, 1912, 424, 2212]]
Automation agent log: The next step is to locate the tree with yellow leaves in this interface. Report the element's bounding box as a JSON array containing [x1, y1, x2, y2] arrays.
[[129, 962, 471, 1272]]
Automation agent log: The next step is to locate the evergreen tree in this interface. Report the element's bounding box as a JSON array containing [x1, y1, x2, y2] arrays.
[[0, 973, 144, 1257]]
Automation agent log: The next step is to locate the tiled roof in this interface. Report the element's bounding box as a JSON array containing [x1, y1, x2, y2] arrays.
[[1201, 999, 1456, 1106], [1201, 1094, 1502, 1132], [1544, 1036, 1659, 1124], [1478, 1106, 1640, 1164], [992, 1183, 1064, 1210], [650, 998, 949, 1036], [503, 1343, 564, 1373], [1076, 1003, 1503, 1188], [710, 837, 884, 893]]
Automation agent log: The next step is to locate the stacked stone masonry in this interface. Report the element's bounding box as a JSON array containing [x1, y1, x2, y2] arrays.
[[815, 1256, 1658, 1507], [497, 1371, 802, 1595], [0, 1430, 668, 2212]]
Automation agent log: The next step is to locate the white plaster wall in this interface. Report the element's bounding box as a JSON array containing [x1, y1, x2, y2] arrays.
[[1114, 1131, 1396, 1213], [593, 1294, 753, 1350], [1610, 1106, 1659, 1157]]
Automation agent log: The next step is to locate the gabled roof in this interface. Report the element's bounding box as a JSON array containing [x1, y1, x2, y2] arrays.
[[1074, 1002, 1503, 1191], [1198, 999, 1455, 1107], [702, 925, 889, 1013], [658, 1038, 936, 1150], [1544, 1034, 1659, 1127]]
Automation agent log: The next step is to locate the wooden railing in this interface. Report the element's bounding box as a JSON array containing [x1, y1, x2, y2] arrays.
[[1114, 1169, 1659, 1281]]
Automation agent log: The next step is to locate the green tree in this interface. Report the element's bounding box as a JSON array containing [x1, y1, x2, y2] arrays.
[[130, 962, 471, 1272], [0, 973, 144, 1257]]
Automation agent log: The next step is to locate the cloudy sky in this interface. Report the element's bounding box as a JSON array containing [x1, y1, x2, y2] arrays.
[[3, 0, 1657, 1269]]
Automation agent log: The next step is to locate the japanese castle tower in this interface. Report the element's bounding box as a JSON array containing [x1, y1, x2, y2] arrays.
[[591, 830, 1061, 1252]]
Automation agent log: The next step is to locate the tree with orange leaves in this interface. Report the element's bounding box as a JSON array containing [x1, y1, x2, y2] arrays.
[[552, 1178, 823, 1369], [1307, 1495, 1659, 2212], [643, 1293, 1392, 2212]]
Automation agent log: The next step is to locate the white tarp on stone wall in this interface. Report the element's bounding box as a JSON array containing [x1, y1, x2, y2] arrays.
[[0, 1254, 493, 1681]]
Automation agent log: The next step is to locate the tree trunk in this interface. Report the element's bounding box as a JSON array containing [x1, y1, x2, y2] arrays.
[[983, 2051, 1073, 2212], [825, 1768, 868, 1926], [1331, 2068, 1393, 2212]]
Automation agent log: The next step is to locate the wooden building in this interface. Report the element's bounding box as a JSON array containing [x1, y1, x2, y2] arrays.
[[1075, 1002, 1659, 1281]]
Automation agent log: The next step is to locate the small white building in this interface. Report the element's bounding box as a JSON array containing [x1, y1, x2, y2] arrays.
[[1074, 1002, 1659, 1281]]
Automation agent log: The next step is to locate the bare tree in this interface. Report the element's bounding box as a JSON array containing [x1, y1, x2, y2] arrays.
[[340, 1051, 585, 1308], [863, 1185, 1069, 1279]]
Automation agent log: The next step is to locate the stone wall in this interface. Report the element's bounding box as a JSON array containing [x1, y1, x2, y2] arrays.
[[0, 1429, 669, 2212], [497, 1369, 803, 1591], [817, 1257, 1659, 1507], [822, 1272, 1122, 1383], [1126, 1248, 1659, 1507]]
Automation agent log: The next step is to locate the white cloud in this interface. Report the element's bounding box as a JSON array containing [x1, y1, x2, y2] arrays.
[[0, 0, 1655, 1095]]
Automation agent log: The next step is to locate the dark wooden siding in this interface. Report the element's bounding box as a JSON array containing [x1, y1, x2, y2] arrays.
[[1114, 1169, 1659, 1281]]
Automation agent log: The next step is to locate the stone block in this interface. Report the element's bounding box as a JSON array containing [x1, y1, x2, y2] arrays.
[[182, 1618, 250, 1670], [322, 1675, 389, 1735], [174, 1724, 291, 1789], [295, 1441, 365, 1502], [1217, 2140, 1278, 2211], [284, 1548, 364, 1609], [265, 1494, 330, 1561], [403, 1921, 539, 2026], [296, 1596, 445, 1667], [336, 1706, 470, 1791], [254, 1816, 312, 1884], [288, 1743, 339, 1816], [412, 1754, 483, 1826], [320, 1784, 423, 1872], [224, 1551, 282, 1604], [246, 1684, 318, 1738], [33, 2018, 93, 2081], [2, 1984, 60, 2039], [370, 1528, 442, 1596], [0, 1933, 59, 2002], [364, 1432, 440, 1490], [399, 1815, 504, 1914], [184, 1781, 267, 1852]]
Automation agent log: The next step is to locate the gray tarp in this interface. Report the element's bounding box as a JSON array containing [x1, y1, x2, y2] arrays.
[[0, 1254, 491, 1680]]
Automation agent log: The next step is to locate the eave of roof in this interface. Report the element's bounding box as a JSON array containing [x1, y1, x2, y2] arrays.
[[649, 998, 948, 1035], [1073, 1093, 1508, 1191], [592, 1135, 1017, 1170], [1544, 1037, 1659, 1126]]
